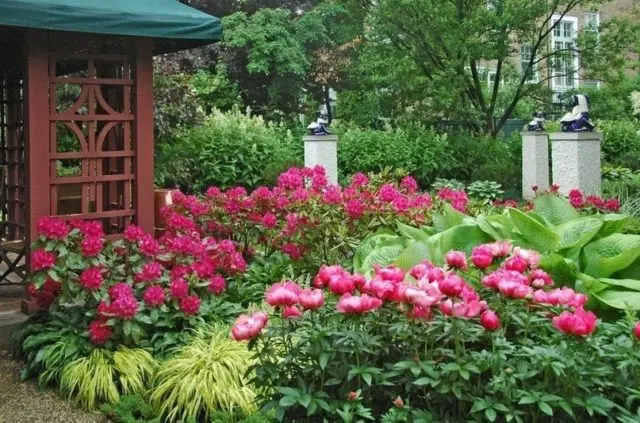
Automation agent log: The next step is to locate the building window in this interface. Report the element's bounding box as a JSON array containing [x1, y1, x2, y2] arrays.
[[585, 12, 600, 33], [520, 45, 539, 83], [551, 16, 579, 91]]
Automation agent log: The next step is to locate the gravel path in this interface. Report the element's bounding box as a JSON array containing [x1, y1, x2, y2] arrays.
[[0, 350, 108, 423]]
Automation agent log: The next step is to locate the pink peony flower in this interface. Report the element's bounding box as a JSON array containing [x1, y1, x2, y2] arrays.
[[552, 307, 597, 336], [283, 305, 302, 319], [298, 288, 324, 310], [179, 295, 201, 315], [445, 251, 467, 270], [336, 293, 382, 314], [471, 253, 493, 269], [504, 255, 529, 273], [408, 305, 432, 320], [440, 299, 453, 316], [409, 262, 434, 280], [231, 312, 268, 341], [376, 266, 405, 283], [143, 285, 165, 307], [80, 267, 103, 291], [404, 286, 441, 308], [439, 274, 465, 297], [88, 319, 112, 345], [266, 282, 300, 307], [31, 249, 56, 271], [109, 282, 134, 301], [480, 310, 501, 331], [529, 269, 553, 288]]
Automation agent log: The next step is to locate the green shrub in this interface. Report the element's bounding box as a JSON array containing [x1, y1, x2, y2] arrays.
[[337, 125, 456, 187], [445, 132, 521, 195], [155, 109, 302, 191], [599, 120, 640, 170]]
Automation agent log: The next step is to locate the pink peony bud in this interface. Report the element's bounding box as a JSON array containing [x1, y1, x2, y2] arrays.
[[283, 305, 302, 319], [634, 322, 640, 340], [480, 310, 501, 331], [445, 251, 467, 270]]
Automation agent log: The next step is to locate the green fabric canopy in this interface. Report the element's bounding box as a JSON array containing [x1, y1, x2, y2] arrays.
[[0, 0, 222, 50]]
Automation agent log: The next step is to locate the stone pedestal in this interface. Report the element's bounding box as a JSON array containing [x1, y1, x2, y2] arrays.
[[304, 135, 338, 185], [550, 132, 602, 195], [522, 132, 549, 200]]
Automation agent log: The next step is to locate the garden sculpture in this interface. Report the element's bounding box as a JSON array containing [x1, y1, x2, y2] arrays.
[[559, 94, 595, 132], [307, 107, 331, 135], [527, 111, 545, 131]]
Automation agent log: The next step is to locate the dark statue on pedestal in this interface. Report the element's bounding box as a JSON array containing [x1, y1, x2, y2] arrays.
[[307, 107, 331, 136], [560, 94, 595, 132], [527, 111, 545, 131]]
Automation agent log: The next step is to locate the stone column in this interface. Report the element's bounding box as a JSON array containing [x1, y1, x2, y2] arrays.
[[550, 132, 602, 195], [304, 135, 338, 185], [521, 132, 549, 200]]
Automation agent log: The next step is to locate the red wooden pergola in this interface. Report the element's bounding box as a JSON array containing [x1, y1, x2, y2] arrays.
[[0, 1, 222, 288]]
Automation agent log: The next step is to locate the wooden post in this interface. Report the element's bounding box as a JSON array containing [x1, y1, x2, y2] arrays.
[[23, 30, 50, 311], [134, 39, 155, 234], [24, 31, 50, 248]]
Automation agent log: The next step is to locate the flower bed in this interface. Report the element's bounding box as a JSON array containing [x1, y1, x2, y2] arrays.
[[16, 167, 639, 422]]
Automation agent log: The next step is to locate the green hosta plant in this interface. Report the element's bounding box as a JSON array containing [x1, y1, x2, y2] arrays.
[[150, 325, 257, 422], [466, 180, 504, 203]]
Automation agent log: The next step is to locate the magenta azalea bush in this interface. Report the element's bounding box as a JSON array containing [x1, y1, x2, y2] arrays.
[[165, 166, 470, 271], [234, 243, 640, 422], [27, 216, 247, 352]]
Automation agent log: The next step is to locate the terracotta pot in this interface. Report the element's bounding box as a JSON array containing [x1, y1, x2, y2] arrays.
[[154, 188, 178, 232]]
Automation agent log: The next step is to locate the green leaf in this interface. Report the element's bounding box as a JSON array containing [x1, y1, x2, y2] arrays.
[[598, 214, 631, 238], [598, 278, 640, 291], [538, 402, 554, 416], [427, 224, 491, 262], [318, 353, 330, 370], [556, 217, 603, 251], [397, 222, 430, 241], [484, 408, 497, 422], [595, 290, 640, 310], [476, 215, 502, 240], [353, 232, 403, 274], [508, 208, 560, 252], [394, 240, 431, 271], [539, 254, 577, 287], [433, 203, 473, 232], [279, 396, 298, 407], [533, 194, 580, 225], [582, 234, 640, 277]]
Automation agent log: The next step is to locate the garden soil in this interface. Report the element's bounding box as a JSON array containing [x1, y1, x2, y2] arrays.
[[0, 349, 108, 423]]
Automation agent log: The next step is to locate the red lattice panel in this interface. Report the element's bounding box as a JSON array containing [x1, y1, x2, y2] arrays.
[[48, 54, 136, 234]]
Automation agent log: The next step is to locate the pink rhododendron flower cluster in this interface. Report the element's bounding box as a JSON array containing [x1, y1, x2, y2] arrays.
[[165, 167, 454, 263], [29, 216, 248, 346]]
